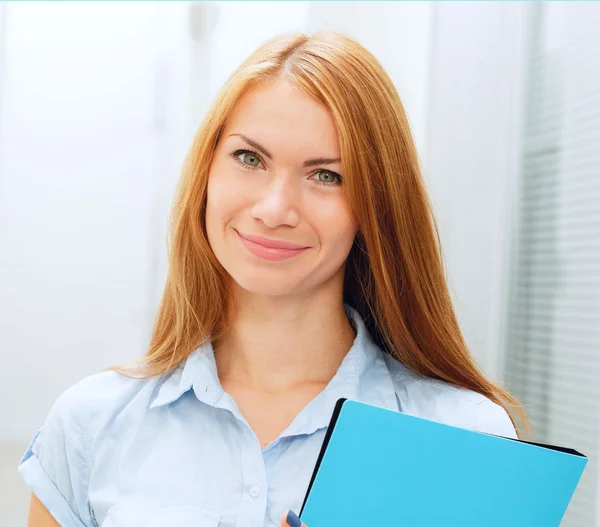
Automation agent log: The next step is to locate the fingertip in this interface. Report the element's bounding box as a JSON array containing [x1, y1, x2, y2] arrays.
[[285, 509, 303, 527], [279, 510, 290, 526]]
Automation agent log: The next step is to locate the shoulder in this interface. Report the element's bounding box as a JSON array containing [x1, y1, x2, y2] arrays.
[[382, 353, 517, 439], [40, 368, 160, 447], [19, 369, 162, 526]]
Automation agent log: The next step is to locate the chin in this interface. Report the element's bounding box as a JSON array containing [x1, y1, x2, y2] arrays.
[[230, 268, 310, 297]]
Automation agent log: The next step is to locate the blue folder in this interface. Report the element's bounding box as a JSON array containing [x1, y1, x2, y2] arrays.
[[299, 398, 587, 527]]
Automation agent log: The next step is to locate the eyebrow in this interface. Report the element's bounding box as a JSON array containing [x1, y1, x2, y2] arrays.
[[228, 133, 341, 168]]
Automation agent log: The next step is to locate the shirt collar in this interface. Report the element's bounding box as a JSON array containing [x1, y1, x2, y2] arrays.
[[150, 303, 399, 432]]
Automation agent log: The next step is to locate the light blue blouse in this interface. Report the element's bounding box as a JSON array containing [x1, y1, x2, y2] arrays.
[[18, 303, 517, 527]]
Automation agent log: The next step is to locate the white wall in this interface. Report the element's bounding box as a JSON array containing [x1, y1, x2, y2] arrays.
[[208, 2, 310, 101], [0, 2, 188, 443], [425, 2, 528, 378]]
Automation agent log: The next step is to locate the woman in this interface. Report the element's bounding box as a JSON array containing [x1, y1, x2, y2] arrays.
[[20, 30, 528, 527]]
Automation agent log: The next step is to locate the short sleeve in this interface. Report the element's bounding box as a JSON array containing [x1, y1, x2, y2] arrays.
[[18, 383, 94, 527], [475, 398, 519, 439]]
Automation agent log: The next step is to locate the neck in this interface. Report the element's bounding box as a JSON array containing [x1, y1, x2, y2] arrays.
[[213, 293, 357, 393]]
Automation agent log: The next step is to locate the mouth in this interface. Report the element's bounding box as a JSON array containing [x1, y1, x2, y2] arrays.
[[236, 230, 308, 250], [235, 230, 309, 262]]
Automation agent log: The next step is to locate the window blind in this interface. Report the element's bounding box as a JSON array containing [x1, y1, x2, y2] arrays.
[[504, 3, 600, 526]]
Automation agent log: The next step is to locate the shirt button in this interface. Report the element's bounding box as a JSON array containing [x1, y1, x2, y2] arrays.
[[249, 485, 260, 498]]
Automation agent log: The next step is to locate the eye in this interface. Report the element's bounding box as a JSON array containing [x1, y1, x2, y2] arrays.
[[231, 149, 263, 169], [312, 169, 342, 187]]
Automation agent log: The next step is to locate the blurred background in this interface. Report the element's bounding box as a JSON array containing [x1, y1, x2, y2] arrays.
[[0, 1, 598, 525]]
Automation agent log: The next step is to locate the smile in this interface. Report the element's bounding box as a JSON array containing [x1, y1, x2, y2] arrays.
[[236, 231, 309, 262]]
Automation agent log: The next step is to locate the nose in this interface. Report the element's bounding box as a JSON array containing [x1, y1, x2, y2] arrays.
[[250, 173, 301, 229]]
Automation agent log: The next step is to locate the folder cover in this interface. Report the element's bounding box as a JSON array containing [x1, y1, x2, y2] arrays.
[[299, 398, 587, 527]]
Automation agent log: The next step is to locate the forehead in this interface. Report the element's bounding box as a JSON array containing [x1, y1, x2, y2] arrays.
[[223, 80, 340, 156]]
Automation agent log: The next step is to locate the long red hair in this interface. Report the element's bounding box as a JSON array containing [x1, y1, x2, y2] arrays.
[[111, 30, 529, 438]]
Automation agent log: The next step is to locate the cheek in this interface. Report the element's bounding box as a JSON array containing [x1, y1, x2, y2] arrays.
[[334, 225, 358, 255], [206, 168, 241, 225], [320, 209, 358, 256], [205, 172, 232, 250]]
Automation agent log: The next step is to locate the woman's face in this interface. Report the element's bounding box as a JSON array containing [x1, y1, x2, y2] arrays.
[[205, 79, 358, 297]]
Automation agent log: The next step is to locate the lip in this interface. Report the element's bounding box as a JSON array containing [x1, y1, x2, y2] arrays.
[[235, 230, 309, 262], [236, 231, 308, 250]]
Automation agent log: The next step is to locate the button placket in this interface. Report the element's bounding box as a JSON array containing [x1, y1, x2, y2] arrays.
[[238, 427, 268, 527], [249, 485, 260, 499]]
